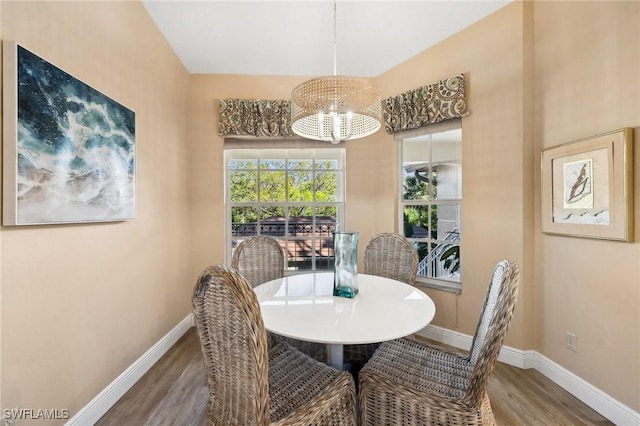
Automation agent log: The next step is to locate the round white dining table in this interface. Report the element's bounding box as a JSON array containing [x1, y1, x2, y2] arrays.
[[254, 272, 436, 369]]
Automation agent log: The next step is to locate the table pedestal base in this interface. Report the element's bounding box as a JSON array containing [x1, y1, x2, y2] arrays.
[[327, 343, 344, 369]]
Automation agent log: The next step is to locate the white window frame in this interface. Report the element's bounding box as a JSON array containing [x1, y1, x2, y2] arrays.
[[397, 119, 462, 293], [224, 140, 345, 274]]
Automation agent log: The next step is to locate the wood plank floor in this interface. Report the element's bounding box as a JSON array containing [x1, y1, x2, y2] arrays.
[[97, 328, 613, 425]]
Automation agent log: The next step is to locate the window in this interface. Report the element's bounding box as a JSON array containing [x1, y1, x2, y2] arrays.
[[399, 122, 462, 291], [226, 147, 345, 272]]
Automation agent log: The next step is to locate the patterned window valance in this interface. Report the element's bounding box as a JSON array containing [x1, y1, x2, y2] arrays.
[[218, 74, 468, 138], [383, 74, 469, 134], [218, 99, 295, 137]]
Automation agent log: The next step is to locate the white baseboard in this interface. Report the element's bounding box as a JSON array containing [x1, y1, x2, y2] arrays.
[[417, 325, 640, 426], [535, 353, 640, 426], [417, 324, 537, 369], [66, 314, 194, 426], [68, 319, 639, 426]]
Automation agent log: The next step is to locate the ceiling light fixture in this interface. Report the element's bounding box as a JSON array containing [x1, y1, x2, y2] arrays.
[[290, 0, 381, 144]]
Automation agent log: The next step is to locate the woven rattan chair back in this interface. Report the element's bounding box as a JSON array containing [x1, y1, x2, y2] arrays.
[[465, 259, 520, 406], [363, 233, 419, 285], [358, 260, 519, 425], [192, 264, 271, 425], [232, 236, 284, 288], [231, 235, 326, 361], [342, 233, 419, 365]]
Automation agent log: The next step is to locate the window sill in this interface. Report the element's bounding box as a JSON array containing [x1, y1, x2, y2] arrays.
[[415, 278, 461, 294]]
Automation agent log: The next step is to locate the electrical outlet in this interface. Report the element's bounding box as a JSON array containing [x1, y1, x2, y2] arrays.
[[566, 332, 577, 352]]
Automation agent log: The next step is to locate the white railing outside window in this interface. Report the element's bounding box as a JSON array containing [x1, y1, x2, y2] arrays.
[[399, 121, 462, 292]]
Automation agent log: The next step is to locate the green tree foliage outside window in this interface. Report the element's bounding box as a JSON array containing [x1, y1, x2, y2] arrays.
[[228, 149, 344, 271], [400, 126, 462, 286]]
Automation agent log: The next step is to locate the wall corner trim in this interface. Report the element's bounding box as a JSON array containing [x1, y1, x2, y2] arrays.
[[66, 314, 195, 426], [417, 325, 640, 426]]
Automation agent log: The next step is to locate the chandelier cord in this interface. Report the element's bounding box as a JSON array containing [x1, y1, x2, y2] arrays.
[[333, 0, 337, 77], [289, 0, 381, 143]]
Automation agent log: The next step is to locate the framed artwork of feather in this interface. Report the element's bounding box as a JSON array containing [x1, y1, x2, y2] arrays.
[[541, 128, 633, 241]]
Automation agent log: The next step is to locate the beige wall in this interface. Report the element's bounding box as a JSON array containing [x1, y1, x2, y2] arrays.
[[1, 1, 191, 419], [375, 1, 535, 356], [187, 74, 311, 272], [187, 73, 398, 272], [189, 4, 536, 359], [1, 0, 638, 420], [533, 1, 640, 411], [373, 1, 640, 410]]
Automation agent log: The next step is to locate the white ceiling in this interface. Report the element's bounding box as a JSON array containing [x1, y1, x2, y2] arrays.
[[142, 0, 511, 77]]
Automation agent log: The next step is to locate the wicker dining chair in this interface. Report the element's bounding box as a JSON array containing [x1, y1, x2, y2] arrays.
[[232, 235, 327, 362], [232, 235, 285, 288], [192, 264, 356, 426], [343, 233, 419, 366], [358, 260, 520, 426], [363, 233, 419, 286]]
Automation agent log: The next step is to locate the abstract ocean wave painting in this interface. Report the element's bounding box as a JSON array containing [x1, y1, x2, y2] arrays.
[[3, 42, 135, 225]]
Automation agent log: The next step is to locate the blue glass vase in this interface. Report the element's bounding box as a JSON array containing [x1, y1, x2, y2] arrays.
[[333, 231, 359, 298]]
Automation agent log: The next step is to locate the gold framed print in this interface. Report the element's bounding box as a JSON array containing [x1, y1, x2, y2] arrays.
[[541, 128, 633, 241]]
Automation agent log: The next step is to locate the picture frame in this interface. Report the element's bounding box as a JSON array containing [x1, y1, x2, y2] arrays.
[[2, 41, 136, 226], [541, 128, 633, 241]]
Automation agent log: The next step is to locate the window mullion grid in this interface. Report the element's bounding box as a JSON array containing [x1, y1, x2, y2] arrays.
[[284, 154, 289, 270], [311, 157, 316, 269], [256, 159, 262, 235], [228, 148, 344, 272], [398, 127, 461, 288], [426, 135, 434, 279]]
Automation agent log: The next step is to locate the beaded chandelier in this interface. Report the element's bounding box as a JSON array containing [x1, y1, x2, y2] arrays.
[[290, 1, 381, 144]]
